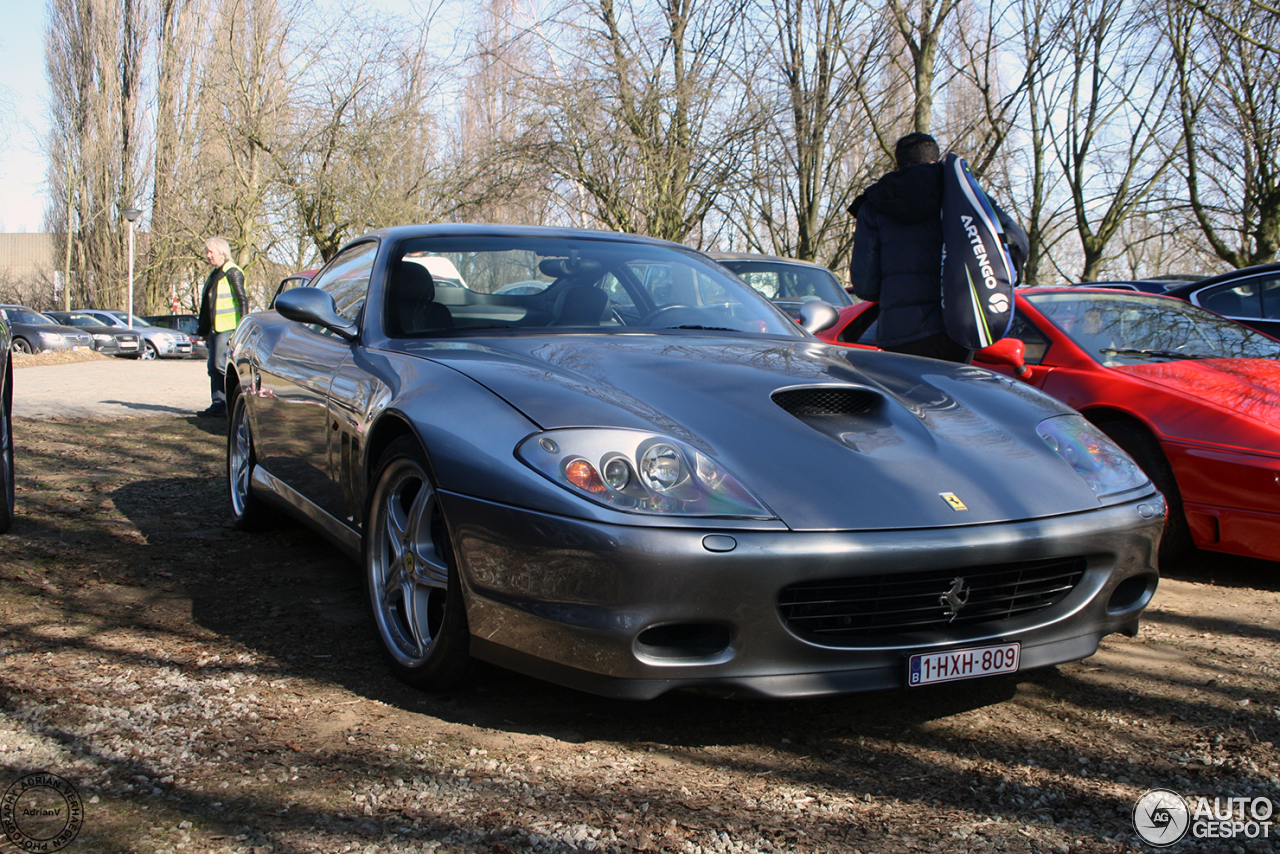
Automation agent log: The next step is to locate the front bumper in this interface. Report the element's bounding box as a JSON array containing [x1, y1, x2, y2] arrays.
[[152, 337, 194, 358], [447, 493, 1164, 699]]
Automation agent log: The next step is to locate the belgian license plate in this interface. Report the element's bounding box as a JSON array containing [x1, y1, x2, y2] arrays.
[[908, 642, 1020, 686]]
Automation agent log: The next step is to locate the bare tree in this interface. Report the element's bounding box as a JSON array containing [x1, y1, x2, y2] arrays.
[[44, 0, 149, 311], [146, 0, 207, 312], [884, 0, 963, 134], [516, 0, 760, 243], [265, 14, 452, 262], [724, 0, 881, 268], [1165, 0, 1280, 268], [1049, 0, 1177, 280], [192, 0, 298, 303]]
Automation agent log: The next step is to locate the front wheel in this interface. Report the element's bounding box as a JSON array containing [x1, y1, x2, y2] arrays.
[[364, 436, 471, 690], [140, 341, 158, 360], [227, 393, 277, 530], [11, 339, 31, 355]]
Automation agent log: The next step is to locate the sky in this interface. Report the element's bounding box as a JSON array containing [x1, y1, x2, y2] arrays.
[[0, 2, 51, 233]]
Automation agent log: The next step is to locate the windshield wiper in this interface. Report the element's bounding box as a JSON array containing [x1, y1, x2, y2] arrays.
[[668, 325, 738, 331], [1099, 347, 1211, 360]]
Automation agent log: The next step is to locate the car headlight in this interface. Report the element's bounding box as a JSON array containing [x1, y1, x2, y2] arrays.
[[1037, 416, 1149, 499], [37, 331, 63, 343], [155, 332, 175, 345], [517, 428, 775, 518], [92, 333, 112, 342]]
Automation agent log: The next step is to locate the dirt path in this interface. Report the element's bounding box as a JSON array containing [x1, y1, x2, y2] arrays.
[[0, 404, 1277, 853], [10, 352, 209, 420]]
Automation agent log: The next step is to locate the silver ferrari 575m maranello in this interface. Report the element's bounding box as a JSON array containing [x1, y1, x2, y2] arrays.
[[225, 224, 1164, 700]]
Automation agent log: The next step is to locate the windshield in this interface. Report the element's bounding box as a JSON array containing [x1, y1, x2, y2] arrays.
[[385, 236, 803, 337], [59, 314, 108, 327], [2, 308, 53, 325], [718, 259, 853, 308], [1026, 291, 1280, 364]]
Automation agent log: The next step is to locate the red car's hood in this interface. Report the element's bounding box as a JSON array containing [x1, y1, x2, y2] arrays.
[[1118, 358, 1280, 424]]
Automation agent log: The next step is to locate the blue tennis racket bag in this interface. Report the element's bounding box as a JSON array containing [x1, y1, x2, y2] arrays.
[[940, 152, 1017, 349]]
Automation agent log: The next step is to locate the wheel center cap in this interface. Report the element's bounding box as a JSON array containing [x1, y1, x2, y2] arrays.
[[404, 552, 415, 575]]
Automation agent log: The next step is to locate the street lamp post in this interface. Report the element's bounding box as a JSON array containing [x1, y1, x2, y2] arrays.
[[122, 208, 142, 327]]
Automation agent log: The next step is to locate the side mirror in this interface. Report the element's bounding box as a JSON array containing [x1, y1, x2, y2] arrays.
[[274, 287, 358, 341], [798, 300, 840, 334], [975, 337, 1029, 377]]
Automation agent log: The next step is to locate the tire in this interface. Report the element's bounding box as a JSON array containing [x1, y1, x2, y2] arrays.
[[0, 367, 14, 534], [140, 340, 159, 360], [227, 393, 277, 531], [1094, 417, 1192, 565], [11, 338, 31, 355], [364, 435, 471, 690]]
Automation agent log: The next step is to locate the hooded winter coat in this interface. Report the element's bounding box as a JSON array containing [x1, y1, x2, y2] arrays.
[[848, 162, 948, 348], [849, 161, 1028, 350]]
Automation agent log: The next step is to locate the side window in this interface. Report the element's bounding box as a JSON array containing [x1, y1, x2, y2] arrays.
[[738, 271, 780, 299], [1199, 280, 1261, 319], [1006, 314, 1051, 364], [308, 241, 378, 325], [599, 273, 636, 309], [697, 271, 735, 305], [1260, 276, 1280, 320], [838, 305, 878, 345]]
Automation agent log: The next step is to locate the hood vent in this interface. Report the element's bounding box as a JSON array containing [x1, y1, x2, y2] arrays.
[[773, 386, 887, 447], [773, 387, 881, 418]]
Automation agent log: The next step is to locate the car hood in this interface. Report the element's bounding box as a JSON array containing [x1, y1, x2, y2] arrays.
[[1118, 358, 1280, 426], [402, 334, 1138, 531]]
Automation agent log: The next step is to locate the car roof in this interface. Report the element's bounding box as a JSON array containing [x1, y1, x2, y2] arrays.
[[707, 251, 833, 270], [353, 222, 687, 249], [1164, 262, 1280, 297]]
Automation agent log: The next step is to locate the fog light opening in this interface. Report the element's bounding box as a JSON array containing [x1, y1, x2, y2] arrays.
[[635, 623, 732, 661], [1107, 574, 1156, 615]]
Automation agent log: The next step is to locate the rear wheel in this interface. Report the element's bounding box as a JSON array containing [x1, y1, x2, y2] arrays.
[[364, 436, 471, 690], [1094, 417, 1191, 565], [227, 393, 276, 530]]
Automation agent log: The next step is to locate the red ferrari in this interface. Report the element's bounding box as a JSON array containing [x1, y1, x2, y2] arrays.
[[819, 289, 1280, 565]]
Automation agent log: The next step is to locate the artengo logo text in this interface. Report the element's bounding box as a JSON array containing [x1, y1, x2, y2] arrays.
[[960, 215, 1000, 292]]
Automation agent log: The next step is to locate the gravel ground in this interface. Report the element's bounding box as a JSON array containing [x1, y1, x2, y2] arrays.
[[1, 365, 1278, 854], [10, 349, 209, 419]]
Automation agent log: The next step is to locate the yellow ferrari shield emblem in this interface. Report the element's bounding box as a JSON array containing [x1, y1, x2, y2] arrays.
[[940, 492, 969, 512]]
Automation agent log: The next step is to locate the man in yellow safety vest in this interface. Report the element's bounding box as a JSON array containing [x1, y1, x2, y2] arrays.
[[196, 236, 248, 418]]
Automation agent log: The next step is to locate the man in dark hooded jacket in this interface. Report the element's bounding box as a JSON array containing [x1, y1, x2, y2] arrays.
[[849, 132, 1027, 362]]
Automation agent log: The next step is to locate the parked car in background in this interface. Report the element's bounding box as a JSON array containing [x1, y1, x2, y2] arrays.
[[710, 252, 854, 320], [73, 309, 193, 359], [0, 313, 13, 533], [1163, 263, 1280, 337], [227, 223, 1161, 700], [0, 305, 95, 354], [46, 311, 143, 358], [820, 289, 1280, 566], [144, 313, 207, 359]]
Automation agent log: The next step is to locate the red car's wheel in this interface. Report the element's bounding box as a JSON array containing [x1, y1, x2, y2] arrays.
[[1095, 418, 1191, 565]]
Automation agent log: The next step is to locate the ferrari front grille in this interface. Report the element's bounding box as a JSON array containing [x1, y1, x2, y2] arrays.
[[777, 556, 1087, 641]]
